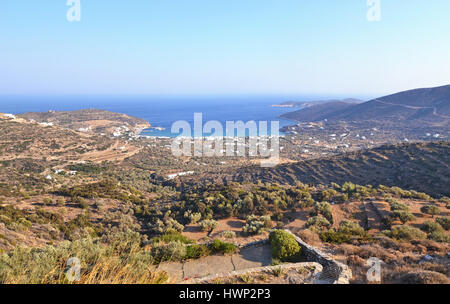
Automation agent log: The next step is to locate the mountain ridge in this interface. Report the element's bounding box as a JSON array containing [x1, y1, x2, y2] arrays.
[[281, 85, 450, 124], [221, 141, 450, 197]]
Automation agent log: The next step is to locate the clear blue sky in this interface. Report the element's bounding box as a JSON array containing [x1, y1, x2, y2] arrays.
[[1, 0, 449, 97]]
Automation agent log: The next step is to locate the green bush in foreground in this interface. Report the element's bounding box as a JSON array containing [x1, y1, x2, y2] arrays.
[[269, 230, 301, 262]]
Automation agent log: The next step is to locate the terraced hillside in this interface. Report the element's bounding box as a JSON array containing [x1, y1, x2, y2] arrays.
[[232, 141, 450, 197], [0, 110, 448, 284]]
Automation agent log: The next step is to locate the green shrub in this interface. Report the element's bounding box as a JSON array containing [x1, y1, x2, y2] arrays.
[[421, 205, 440, 217], [184, 211, 202, 224], [311, 202, 333, 223], [0, 214, 12, 225], [186, 244, 211, 259], [319, 231, 351, 244], [429, 231, 450, 243], [73, 197, 88, 210], [242, 215, 272, 235], [338, 220, 366, 236], [153, 218, 184, 234], [209, 239, 237, 254], [199, 219, 218, 232], [389, 200, 410, 212], [151, 232, 194, 245], [421, 221, 444, 234], [436, 217, 450, 230], [341, 182, 356, 195], [15, 218, 33, 231], [150, 241, 187, 263], [220, 231, 236, 238], [269, 230, 301, 262], [384, 225, 427, 241], [306, 215, 331, 230], [389, 210, 416, 224]]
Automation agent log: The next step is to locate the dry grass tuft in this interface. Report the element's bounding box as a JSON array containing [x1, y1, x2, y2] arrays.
[[390, 270, 450, 284], [0, 231, 168, 284]]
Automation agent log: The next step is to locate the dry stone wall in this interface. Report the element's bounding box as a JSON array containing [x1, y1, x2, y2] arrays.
[[184, 262, 323, 284], [183, 230, 352, 284], [284, 230, 352, 284]]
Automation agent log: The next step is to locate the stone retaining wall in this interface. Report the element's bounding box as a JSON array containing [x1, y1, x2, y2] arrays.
[[183, 230, 351, 284], [284, 230, 352, 284], [183, 262, 323, 284]]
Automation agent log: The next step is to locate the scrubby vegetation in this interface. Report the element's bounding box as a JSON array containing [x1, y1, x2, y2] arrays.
[[184, 210, 202, 224], [56, 179, 145, 203], [421, 205, 441, 218], [310, 202, 334, 223], [242, 215, 272, 235], [383, 225, 427, 241], [319, 220, 368, 244], [306, 215, 331, 230], [199, 219, 218, 234], [220, 231, 236, 239], [149, 232, 237, 263], [209, 239, 237, 254], [0, 231, 168, 284], [1, 115, 448, 284], [436, 217, 450, 230]]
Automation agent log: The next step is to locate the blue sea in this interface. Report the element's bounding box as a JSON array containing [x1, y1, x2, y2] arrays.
[[0, 95, 323, 137]]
